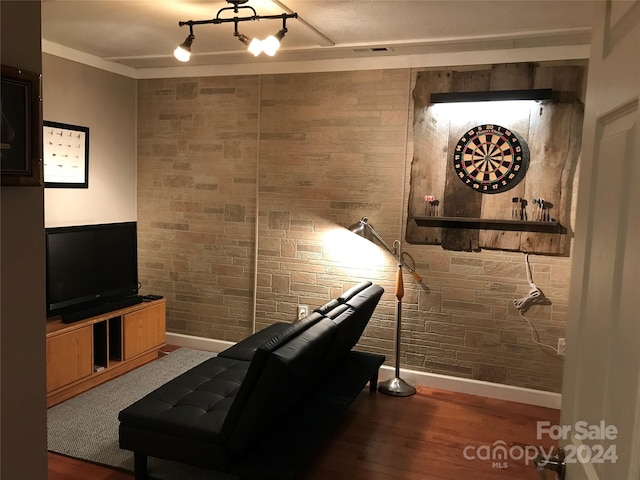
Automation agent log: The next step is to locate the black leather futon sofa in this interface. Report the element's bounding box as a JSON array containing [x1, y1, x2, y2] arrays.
[[118, 281, 386, 479]]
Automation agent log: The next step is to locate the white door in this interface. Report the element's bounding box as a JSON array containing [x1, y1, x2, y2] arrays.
[[560, 1, 640, 479]]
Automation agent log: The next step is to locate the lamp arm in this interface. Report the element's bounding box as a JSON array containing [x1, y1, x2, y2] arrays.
[[365, 224, 396, 257], [403, 261, 422, 282], [365, 225, 422, 283]]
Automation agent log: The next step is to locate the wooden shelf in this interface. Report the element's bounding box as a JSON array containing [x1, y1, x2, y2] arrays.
[[413, 216, 565, 233], [46, 299, 166, 407]]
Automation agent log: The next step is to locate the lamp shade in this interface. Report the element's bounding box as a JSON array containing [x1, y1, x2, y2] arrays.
[[348, 217, 374, 242], [348, 218, 366, 235]]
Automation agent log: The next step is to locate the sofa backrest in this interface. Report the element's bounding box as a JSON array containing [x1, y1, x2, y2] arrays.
[[219, 282, 384, 456], [338, 280, 373, 302], [314, 280, 372, 315], [322, 284, 384, 372], [218, 311, 325, 362], [225, 317, 339, 455], [218, 311, 325, 438]]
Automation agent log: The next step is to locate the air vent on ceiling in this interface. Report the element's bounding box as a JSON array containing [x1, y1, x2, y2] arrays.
[[352, 47, 392, 53]]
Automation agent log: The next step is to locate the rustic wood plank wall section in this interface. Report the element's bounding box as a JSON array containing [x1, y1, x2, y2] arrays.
[[406, 62, 585, 255]]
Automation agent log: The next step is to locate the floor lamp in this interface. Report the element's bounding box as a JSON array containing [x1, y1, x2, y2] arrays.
[[349, 216, 421, 397]]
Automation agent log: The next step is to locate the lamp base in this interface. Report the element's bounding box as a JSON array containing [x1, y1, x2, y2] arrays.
[[378, 377, 416, 397]]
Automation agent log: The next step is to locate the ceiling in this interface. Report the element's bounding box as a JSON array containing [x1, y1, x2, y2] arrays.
[[41, 0, 595, 76]]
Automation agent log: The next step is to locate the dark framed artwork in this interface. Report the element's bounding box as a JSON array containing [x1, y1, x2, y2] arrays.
[[43, 121, 89, 188], [1, 64, 43, 186]]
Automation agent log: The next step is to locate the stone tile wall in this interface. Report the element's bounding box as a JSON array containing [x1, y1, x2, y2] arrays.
[[137, 75, 259, 341], [137, 67, 569, 392]]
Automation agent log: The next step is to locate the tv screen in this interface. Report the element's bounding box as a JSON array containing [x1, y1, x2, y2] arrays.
[[46, 221, 140, 322]]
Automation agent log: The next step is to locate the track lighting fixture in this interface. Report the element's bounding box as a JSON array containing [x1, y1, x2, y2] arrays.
[[174, 0, 297, 62]]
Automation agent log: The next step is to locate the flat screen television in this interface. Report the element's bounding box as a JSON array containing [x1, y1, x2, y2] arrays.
[[45, 221, 141, 323]]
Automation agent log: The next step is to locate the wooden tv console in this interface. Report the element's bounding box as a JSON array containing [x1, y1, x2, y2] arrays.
[[46, 298, 166, 407]]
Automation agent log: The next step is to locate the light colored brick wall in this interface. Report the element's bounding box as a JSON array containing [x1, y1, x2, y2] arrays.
[[396, 249, 568, 391], [137, 76, 259, 341], [137, 68, 569, 393], [255, 70, 410, 334]]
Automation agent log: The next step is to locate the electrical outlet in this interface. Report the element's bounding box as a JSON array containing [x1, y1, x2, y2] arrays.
[[296, 305, 309, 320], [557, 337, 566, 356]]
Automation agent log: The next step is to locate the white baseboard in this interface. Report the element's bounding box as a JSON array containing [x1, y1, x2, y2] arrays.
[[166, 332, 234, 353], [379, 366, 561, 409], [166, 332, 561, 410]]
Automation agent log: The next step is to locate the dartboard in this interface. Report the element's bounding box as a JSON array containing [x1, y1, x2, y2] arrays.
[[453, 124, 529, 194]]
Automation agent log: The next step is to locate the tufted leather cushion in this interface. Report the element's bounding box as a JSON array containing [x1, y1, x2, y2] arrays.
[[118, 356, 249, 443]]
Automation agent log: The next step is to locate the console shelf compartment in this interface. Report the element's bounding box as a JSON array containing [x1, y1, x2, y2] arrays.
[[46, 299, 166, 407]]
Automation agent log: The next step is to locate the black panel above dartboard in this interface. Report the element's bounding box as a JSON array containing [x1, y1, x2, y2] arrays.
[[405, 62, 586, 255]]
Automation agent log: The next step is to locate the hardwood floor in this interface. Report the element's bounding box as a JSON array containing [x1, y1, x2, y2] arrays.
[[48, 454, 132, 480], [305, 386, 559, 480], [49, 384, 559, 480]]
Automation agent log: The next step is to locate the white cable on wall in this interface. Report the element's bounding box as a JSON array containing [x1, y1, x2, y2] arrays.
[[512, 253, 542, 310], [251, 76, 262, 335], [512, 254, 561, 355], [398, 69, 412, 254]]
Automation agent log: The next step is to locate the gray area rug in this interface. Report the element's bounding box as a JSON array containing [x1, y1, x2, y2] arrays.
[[47, 347, 237, 480]]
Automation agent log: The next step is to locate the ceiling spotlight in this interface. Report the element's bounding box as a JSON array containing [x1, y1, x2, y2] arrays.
[[175, 0, 297, 62], [174, 34, 194, 62], [261, 28, 287, 57], [237, 33, 263, 57]]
